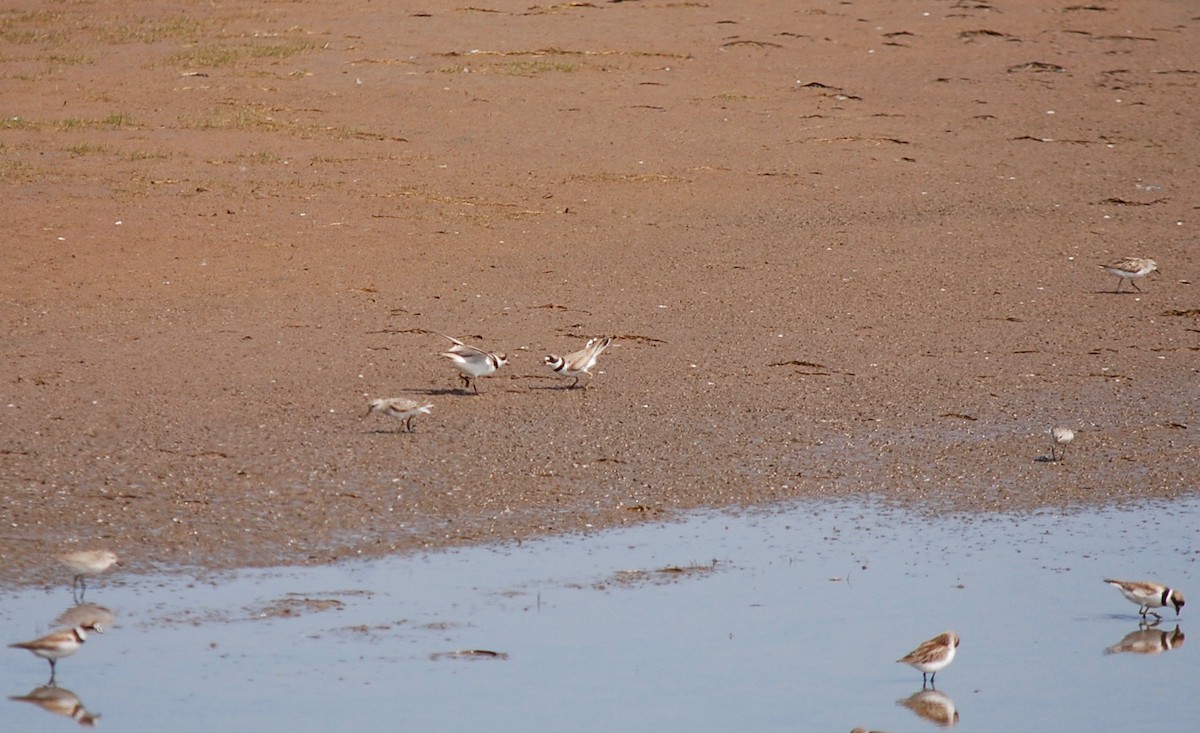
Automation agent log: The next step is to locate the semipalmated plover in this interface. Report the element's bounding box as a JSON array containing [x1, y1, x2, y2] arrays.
[[1104, 579, 1185, 619], [544, 336, 613, 388], [436, 333, 507, 393]]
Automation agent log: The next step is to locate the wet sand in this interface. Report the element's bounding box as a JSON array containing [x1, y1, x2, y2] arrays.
[[2, 0, 1197, 584]]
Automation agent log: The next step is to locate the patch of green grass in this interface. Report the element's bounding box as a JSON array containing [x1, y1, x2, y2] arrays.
[[238, 151, 282, 164], [0, 158, 34, 180], [56, 113, 132, 130], [0, 116, 41, 130], [166, 40, 315, 68], [46, 53, 91, 65], [128, 149, 171, 161], [101, 112, 134, 127], [100, 16, 205, 44], [64, 142, 109, 156], [500, 60, 577, 75], [0, 10, 72, 45], [185, 103, 281, 131]]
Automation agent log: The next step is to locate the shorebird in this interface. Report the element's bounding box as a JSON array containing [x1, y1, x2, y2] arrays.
[[436, 333, 507, 394], [1049, 427, 1074, 461], [58, 550, 118, 595], [1104, 579, 1185, 620], [544, 337, 613, 388], [1099, 257, 1157, 293], [366, 397, 433, 432], [897, 631, 959, 688], [9, 623, 101, 684]]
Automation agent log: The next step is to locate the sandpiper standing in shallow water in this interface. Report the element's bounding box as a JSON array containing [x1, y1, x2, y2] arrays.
[[435, 333, 507, 394], [366, 397, 433, 432], [1049, 427, 1074, 461], [898, 631, 959, 688], [544, 337, 613, 389], [1100, 257, 1157, 293], [1104, 579, 1185, 620]]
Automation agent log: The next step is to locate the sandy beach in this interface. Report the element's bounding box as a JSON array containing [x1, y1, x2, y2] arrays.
[[1, 0, 1196, 584]]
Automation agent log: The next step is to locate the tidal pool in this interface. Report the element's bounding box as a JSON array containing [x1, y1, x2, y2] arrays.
[[3, 498, 1196, 731]]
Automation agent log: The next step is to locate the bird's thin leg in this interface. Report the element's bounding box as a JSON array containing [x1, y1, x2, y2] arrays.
[[1131, 280, 1142, 292], [405, 416, 415, 432], [570, 376, 580, 389], [1115, 279, 1125, 293]]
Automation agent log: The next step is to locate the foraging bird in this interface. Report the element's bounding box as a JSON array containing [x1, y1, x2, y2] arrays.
[[436, 333, 507, 393], [1049, 427, 1074, 461], [897, 631, 959, 688], [366, 397, 433, 432], [1099, 257, 1157, 293], [544, 337, 613, 388], [1104, 579, 1185, 620]]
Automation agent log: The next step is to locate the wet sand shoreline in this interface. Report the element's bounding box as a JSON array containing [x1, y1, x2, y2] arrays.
[[2, 0, 1197, 586]]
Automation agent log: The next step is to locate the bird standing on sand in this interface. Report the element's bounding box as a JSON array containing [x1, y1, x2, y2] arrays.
[[1100, 257, 1157, 293], [544, 337, 613, 389], [366, 397, 433, 432], [1049, 427, 1074, 461], [436, 333, 507, 394]]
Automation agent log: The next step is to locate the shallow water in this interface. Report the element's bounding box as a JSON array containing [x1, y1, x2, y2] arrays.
[[4, 498, 1197, 731]]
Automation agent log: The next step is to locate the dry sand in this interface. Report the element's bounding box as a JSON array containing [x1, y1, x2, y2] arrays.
[[2, 0, 1197, 584]]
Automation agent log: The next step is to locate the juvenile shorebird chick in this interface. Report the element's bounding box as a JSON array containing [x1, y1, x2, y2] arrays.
[[1049, 427, 1074, 462], [436, 333, 507, 394], [366, 397, 433, 432], [58, 550, 118, 594], [1104, 579, 1185, 620], [9, 623, 101, 683], [1100, 257, 1157, 293], [544, 337, 613, 388], [897, 631, 959, 688]]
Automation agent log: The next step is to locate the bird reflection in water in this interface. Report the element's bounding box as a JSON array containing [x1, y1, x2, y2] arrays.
[[1104, 624, 1185, 656], [898, 688, 959, 727], [10, 685, 99, 727]]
